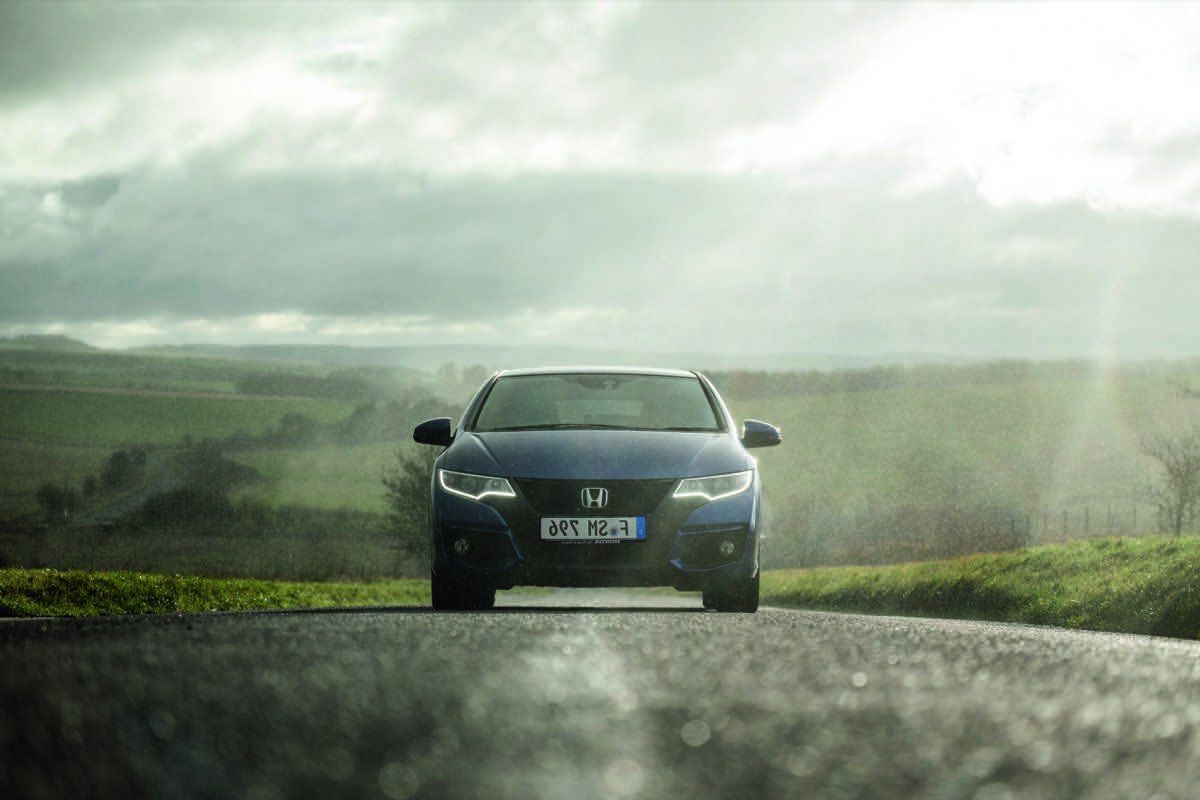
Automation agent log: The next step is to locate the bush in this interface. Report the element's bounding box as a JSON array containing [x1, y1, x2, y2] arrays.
[[138, 486, 234, 525], [382, 447, 438, 569], [34, 482, 80, 521], [100, 450, 140, 490], [178, 443, 261, 492]]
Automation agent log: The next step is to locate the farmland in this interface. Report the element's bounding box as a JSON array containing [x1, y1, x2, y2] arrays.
[[0, 343, 449, 580], [736, 370, 1190, 513], [232, 443, 409, 513], [0, 440, 111, 518], [0, 343, 324, 394], [221, 364, 1200, 542], [720, 365, 1200, 564], [0, 387, 353, 447], [0, 342, 449, 516], [2, 341, 1199, 579]]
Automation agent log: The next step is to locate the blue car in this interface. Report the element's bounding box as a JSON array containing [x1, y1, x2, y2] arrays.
[[413, 367, 781, 612]]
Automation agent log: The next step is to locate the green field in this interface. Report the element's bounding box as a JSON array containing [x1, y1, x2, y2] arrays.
[[120, 365, 1200, 569], [0, 346, 423, 520], [0, 388, 353, 447], [232, 443, 408, 512], [0, 345, 323, 394], [4, 347, 1200, 578], [737, 373, 1191, 515], [0, 568, 428, 617], [762, 535, 1200, 639], [0, 440, 112, 517], [711, 369, 1200, 565], [226, 368, 1198, 536], [0, 523, 408, 580]]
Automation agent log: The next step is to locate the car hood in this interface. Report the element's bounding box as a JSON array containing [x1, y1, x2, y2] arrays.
[[443, 430, 749, 480]]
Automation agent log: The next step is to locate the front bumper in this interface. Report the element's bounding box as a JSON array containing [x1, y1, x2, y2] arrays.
[[431, 476, 760, 590]]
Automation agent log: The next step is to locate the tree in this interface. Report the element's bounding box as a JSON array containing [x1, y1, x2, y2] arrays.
[[138, 486, 233, 525], [100, 450, 138, 490], [180, 441, 260, 492], [1142, 428, 1200, 536], [271, 412, 320, 446], [34, 482, 79, 521], [382, 447, 439, 571]]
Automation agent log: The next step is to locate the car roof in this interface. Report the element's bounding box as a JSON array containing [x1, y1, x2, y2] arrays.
[[496, 366, 699, 379]]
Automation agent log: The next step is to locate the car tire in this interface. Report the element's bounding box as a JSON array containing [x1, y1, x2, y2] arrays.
[[431, 569, 495, 611], [703, 572, 760, 613]]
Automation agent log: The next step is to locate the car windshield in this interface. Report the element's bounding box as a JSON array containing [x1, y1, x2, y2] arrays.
[[472, 373, 722, 432]]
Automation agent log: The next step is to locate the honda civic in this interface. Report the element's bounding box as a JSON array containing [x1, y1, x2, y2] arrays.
[[413, 367, 781, 611]]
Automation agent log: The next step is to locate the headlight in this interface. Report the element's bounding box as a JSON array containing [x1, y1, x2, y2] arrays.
[[438, 469, 516, 501], [673, 470, 753, 502]]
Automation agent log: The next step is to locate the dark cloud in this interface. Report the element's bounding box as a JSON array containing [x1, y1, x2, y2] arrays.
[[3, 159, 1200, 357], [58, 175, 122, 209], [0, 3, 368, 102]]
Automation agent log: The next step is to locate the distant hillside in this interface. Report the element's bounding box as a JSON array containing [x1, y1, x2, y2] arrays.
[[0, 335, 95, 353], [134, 342, 972, 373]]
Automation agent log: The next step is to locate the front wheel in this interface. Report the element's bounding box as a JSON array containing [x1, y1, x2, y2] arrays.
[[431, 569, 495, 611], [703, 572, 759, 613]]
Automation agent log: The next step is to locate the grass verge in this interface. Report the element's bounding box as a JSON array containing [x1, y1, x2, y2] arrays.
[[763, 535, 1200, 639], [0, 568, 429, 618]]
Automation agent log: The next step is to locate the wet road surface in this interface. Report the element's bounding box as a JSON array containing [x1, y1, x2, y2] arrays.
[[4, 590, 1200, 799]]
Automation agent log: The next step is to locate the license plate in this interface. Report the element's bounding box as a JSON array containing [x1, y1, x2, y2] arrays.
[[540, 516, 646, 541]]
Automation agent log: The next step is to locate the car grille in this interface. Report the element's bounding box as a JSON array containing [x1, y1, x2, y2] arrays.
[[512, 478, 677, 516]]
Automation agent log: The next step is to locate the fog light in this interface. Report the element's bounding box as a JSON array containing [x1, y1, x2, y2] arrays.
[[453, 538, 470, 555], [718, 540, 736, 556]]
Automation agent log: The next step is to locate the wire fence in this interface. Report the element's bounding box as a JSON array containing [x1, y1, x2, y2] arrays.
[[1027, 502, 1177, 542]]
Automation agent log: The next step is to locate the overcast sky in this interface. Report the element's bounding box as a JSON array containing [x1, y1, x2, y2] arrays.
[[2, 1, 1200, 358]]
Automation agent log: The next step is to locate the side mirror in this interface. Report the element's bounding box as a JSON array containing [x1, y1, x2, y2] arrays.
[[741, 419, 781, 449], [413, 417, 454, 447]]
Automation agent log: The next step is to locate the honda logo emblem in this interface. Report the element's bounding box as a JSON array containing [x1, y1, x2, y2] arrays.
[[581, 487, 609, 509]]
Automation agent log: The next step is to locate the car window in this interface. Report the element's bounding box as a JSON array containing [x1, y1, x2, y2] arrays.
[[472, 374, 722, 432]]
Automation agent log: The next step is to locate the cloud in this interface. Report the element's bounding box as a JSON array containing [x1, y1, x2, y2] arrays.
[[3, 160, 1200, 357], [2, 2, 1200, 358], [6, 3, 1199, 207]]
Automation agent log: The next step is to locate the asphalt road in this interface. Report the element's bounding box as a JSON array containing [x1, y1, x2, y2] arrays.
[[3, 591, 1200, 799]]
